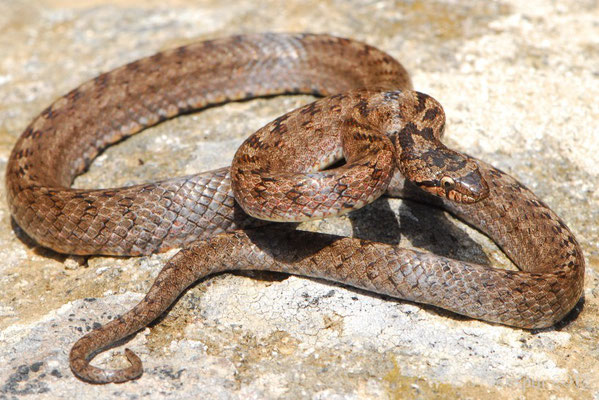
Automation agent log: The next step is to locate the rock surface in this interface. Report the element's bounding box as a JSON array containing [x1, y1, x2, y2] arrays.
[[0, 0, 598, 399]]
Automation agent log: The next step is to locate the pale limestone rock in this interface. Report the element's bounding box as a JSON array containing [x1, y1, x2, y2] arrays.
[[0, 1, 597, 399]]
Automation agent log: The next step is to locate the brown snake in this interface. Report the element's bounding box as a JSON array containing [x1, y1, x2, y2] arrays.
[[4, 33, 584, 384]]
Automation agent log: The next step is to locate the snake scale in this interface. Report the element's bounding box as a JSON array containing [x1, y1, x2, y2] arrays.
[[5, 33, 584, 384]]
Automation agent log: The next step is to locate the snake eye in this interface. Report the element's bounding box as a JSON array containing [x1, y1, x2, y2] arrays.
[[440, 176, 455, 190]]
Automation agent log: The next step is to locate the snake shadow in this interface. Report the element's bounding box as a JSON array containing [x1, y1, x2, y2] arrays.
[[344, 195, 584, 329], [237, 188, 496, 325], [344, 193, 495, 325], [9, 218, 86, 264], [347, 195, 491, 266], [239, 184, 585, 330]]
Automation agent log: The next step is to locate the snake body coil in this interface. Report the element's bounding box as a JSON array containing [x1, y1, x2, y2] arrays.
[[4, 33, 584, 384]]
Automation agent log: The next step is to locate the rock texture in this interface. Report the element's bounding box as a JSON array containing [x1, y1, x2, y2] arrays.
[[0, 1, 597, 399]]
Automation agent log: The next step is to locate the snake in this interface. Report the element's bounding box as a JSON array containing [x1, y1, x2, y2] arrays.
[[4, 33, 584, 384]]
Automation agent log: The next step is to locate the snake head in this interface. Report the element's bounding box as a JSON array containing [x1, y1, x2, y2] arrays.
[[392, 108, 490, 204], [404, 149, 490, 204], [435, 167, 490, 203]]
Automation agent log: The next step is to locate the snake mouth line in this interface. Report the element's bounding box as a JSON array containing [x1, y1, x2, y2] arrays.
[[413, 183, 486, 204], [447, 191, 478, 204]]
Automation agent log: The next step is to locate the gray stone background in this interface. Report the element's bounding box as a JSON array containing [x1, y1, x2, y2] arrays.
[[0, 0, 597, 399]]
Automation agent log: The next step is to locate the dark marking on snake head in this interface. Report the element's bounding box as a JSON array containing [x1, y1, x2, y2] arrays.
[[422, 107, 440, 121], [397, 123, 417, 150], [417, 127, 435, 141], [444, 155, 468, 172], [396, 123, 438, 153], [422, 150, 447, 168], [415, 92, 428, 113]]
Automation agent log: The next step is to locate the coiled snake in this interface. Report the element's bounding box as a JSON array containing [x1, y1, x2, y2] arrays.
[[5, 33, 584, 384]]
